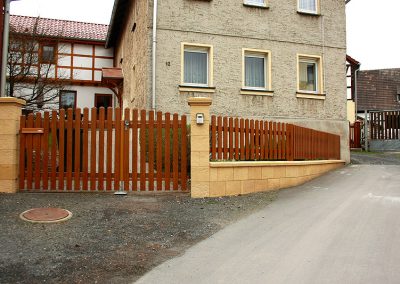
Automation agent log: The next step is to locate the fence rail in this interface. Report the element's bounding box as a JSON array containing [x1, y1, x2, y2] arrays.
[[19, 108, 189, 192], [210, 116, 340, 161], [370, 111, 400, 140]]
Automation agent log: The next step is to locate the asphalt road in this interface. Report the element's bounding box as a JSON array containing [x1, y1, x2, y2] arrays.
[[135, 164, 400, 284]]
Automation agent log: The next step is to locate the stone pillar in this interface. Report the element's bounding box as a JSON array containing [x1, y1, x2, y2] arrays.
[[0, 97, 26, 193], [188, 97, 212, 198]]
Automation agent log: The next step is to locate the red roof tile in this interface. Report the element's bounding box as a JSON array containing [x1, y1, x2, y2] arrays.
[[10, 15, 108, 42]]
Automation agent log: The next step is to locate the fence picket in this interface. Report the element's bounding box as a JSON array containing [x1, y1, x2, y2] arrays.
[[82, 109, 89, 191], [106, 107, 113, 191], [181, 115, 187, 191], [42, 112, 50, 191], [156, 111, 163, 191], [98, 108, 105, 191], [131, 109, 138, 191], [173, 113, 179, 190], [148, 111, 155, 191], [165, 112, 171, 191]]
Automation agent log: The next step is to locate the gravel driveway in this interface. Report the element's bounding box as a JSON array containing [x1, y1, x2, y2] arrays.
[[0, 191, 276, 284]]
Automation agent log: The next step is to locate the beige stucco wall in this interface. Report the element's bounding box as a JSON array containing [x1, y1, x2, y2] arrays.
[[115, 0, 151, 110], [116, 0, 349, 160], [347, 100, 356, 123]]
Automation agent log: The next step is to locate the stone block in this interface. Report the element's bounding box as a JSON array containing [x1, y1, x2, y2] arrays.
[[191, 135, 210, 152], [0, 180, 18, 193], [0, 107, 21, 120], [286, 166, 301, 178], [233, 167, 248, 181], [217, 167, 234, 181], [248, 167, 262, 179], [279, 177, 299, 189], [254, 180, 269, 192], [191, 181, 210, 198], [210, 181, 226, 197], [0, 120, 19, 135], [225, 181, 241, 196], [273, 166, 286, 178], [241, 180, 255, 195], [0, 150, 18, 165], [268, 178, 280, 190], [209, 168, 218, 181], [0, 164, 18, 180], [262, 167, 274, 179], [0, 135, 18, 150], [191, 166, 210, 182]]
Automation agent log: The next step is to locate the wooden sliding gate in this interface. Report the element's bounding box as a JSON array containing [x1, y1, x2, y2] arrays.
[[19, 108, 189, 192]]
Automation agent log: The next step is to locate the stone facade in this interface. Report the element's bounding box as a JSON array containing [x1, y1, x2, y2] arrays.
[[114, 0, 151, 110], [109, 0, 349, 162]]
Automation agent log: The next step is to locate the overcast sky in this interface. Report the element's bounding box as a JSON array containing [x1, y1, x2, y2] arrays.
[[10, 0, 399, 71]]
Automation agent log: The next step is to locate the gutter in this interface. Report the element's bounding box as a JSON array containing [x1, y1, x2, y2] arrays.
[[152, 0, 158, 111]]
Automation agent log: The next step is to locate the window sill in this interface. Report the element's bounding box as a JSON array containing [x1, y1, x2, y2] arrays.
[[296, 92, 326, 100], [243, 3, 269, 9], [241, 88, 274, 96], [297, 10, 320, 16], [179, 85, 216, 93]]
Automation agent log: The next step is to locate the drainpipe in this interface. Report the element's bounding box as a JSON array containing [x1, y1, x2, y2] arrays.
[[1, 0, 11, 97], [151, 0, 158, 111]]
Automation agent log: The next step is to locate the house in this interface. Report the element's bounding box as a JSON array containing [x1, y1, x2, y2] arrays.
[[356, 68, 400, 113], [8, 15, 115, 112], [346, 55, 360, 123], [106, 0, 349, 161]]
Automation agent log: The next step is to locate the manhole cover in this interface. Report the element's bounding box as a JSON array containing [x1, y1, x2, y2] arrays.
[[20, 208, 72, 223]]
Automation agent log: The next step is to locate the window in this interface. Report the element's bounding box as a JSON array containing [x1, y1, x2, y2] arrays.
[[59, 90, 77, 110], [298, 0, 318, 14], [95, 94, 113, 118], [40, 44, 56, 64], [297, 55, 323, 94], [241, 49, 272, 95], [244, 0, 266, 7], [181, 43, 213, 91]]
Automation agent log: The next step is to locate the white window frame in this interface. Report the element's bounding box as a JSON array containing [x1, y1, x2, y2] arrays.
[[242, 48, 272, 91], [181, 43, 213, 88], [244, 0, 267, 8], [297, 54, 323, 94], [297, 0, 319, 14]]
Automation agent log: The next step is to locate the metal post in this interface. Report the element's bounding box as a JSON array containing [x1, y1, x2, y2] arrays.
[[364, 110, 369, 152], [1, 0, 11, 97]]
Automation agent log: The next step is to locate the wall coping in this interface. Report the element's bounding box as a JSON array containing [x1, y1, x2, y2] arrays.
[[0, 97, 26, 106], [210, 160, 345, 168], [188, 97, 212, 106]]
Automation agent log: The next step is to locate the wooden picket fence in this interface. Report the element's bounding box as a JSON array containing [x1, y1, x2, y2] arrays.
[[210, 116, 340, 161], [349, 121, 362, 148], [19, 108, 189, 192], [370, 111, 400, 140]]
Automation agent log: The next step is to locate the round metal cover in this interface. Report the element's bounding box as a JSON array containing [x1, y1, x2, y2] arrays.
[[20, 208, 72, 223]]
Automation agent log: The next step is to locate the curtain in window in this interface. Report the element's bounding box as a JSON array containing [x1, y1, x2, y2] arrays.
[[299, 61, 316, 91], [299, 0, 316, 12], [246, 0, 264, 5], [184, 51, 207, 85], [245, 56, 265, 88]]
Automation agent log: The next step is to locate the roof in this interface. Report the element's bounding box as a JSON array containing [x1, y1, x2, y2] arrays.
[[357, 68, 400, 111], [10, 15, 109, 42], [102, 68, 123, 80], [106, 0, 130, 48], [346, 55, 360, 67]]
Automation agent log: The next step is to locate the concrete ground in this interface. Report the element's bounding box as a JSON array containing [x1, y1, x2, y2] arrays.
[[136, 162, 400, 283]]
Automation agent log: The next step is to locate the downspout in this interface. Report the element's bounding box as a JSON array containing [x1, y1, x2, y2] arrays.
[[151, 0, 158, 111], [1, 0, 11, 97]]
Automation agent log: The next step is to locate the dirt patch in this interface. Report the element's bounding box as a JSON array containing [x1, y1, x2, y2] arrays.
[[0, 191, 277, 283]]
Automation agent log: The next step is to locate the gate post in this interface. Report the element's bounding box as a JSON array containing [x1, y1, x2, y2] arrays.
[[0, 97, 26, 193], [188, 97, 212, 198]]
